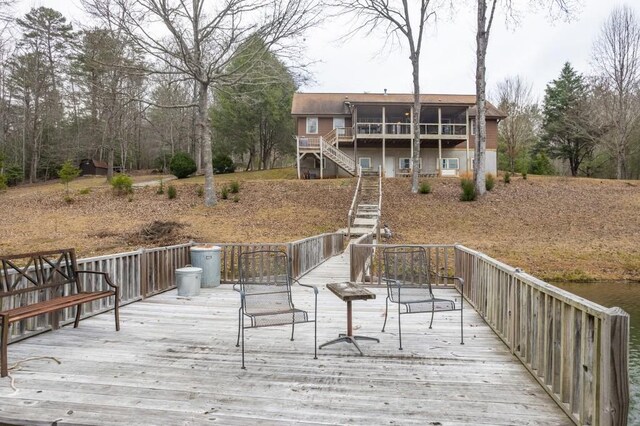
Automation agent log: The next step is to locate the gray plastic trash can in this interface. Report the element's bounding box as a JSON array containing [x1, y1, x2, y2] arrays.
[[190, 245, 221, 288], [175, 266, 202, 297]]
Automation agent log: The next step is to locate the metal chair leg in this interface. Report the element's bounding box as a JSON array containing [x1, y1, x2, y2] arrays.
[[429, 306, 435, 329], [74, 303, 82, 328], [241, 311, 246, 369], [398, 302, 403, 351], [236, 308, 241, 347], [114, 290, 120, 331], [313, 295, 318, 359], [290, 320, 295, 341], [381, 297, 389, 332]]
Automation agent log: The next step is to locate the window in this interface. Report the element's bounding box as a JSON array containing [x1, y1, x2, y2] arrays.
[[470, 119, 475, 135], [441, 158, 459, 170], [314, 158, 326, 169], [399, 158, 422, 170], [359, 157, 372, 170], [333, 117, 345, 136], [306, 117, 318, 134]]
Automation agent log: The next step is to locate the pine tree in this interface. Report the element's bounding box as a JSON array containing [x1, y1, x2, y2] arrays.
[[541, 63, 599, 176]]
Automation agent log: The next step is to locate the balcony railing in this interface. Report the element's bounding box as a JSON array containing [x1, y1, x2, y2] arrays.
[[356, 122, 467, 137]]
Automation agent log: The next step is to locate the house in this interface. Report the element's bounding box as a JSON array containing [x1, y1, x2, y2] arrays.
[[79, 159, 123, 176], [79, 159, 108, 176], [291, 92, 506, 178]]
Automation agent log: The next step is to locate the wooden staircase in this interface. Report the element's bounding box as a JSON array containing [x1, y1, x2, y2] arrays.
[[340, 168, 382, 237], [320, 129, 357, 176]]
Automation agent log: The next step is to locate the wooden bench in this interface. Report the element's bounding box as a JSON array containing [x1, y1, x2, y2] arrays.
[[0, 248, 120, 377]]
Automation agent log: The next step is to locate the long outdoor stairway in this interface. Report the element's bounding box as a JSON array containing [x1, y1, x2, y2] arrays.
[[340, 171, 382, 237]]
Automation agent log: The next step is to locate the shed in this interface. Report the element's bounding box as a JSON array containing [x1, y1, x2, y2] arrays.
[[79, 159, 108, 176]]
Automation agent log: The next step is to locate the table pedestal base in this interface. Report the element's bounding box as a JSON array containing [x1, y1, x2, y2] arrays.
[[319, 333, 380, 355]]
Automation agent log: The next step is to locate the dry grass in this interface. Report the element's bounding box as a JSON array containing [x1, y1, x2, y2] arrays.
[[1, 169, 638, 281], [383, 175, 640, 281]]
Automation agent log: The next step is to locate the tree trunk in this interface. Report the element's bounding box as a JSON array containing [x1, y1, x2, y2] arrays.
[[411, 57, 420, 194], [198, 80, 216, 206], [474, 1, 488, 196]]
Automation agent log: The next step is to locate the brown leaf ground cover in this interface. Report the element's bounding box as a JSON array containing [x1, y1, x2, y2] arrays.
[[383, 175, 640, 281], [1, 168, 638, 281]]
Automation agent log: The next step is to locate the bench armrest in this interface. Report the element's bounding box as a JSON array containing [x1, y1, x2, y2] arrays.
[[76, 270, 120, 291]]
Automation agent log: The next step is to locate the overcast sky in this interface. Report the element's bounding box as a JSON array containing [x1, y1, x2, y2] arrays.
[[16, 0, 639, 103]]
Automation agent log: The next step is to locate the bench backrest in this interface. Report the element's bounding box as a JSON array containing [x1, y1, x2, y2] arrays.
[[0, 249, 81, 299]]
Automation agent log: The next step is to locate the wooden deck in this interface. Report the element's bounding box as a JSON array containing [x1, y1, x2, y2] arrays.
[[0, 252, 572, 425]]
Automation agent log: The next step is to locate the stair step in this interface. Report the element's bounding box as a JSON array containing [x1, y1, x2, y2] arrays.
[[354, 218, 378, 226]]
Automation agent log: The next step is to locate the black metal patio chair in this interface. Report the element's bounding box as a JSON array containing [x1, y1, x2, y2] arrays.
[[381, 246, 464, 350], [234, 250, 317, 369]]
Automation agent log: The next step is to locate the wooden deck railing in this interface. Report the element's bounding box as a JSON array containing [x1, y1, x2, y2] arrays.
[[350, 242, 629, 425], [455, 245, 629, 426], [5, 233, 345, 344]]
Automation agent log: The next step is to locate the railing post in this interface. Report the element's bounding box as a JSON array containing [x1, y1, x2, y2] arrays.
[[599, 307, 630, 426], [139, 248, 148, 299]]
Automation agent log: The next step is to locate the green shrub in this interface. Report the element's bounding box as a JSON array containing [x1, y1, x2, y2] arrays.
[[418, 181, 431, 194], [485, 173, 495, 191], [221, 186, 229, 200], [460, 178, 477, 202], [212, 154, 236, 174], [4, 165, 23, 186], [522, 171, 528, 180], [110, 174, 133, 195], [196, 185, 204, 197], [229, 180, 240, 194], [233, 195, 239, 203], [167, 185, 177, 199], [169, 152, 197, 179], [64, 195, 74, 204], [156, 179, 164, 195], [0, 174, 6, 190], [58, 160, 81, 195], [79, 188, 91, 195], [503, 172, 511, 184]]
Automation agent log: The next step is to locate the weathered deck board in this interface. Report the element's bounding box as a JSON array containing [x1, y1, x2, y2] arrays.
[[0, 253, 572, 425]]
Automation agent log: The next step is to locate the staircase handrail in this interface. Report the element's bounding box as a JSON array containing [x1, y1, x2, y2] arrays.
[[321, 137, 356, 173], [324, 128, 338, 145], [347, 166, 363, 239]]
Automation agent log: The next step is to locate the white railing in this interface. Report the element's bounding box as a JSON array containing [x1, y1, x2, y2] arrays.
[[297, 136, 321, 150], [354, 122, 467, 137], [321, 136, 356, 173], [347, 169, 363, 239]]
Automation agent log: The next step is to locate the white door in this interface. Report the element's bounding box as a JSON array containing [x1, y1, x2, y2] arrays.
[[385, 156, 395, 177], [333, 117, 345, 135]]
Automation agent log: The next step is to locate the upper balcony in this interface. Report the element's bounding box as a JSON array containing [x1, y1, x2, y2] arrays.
[[355, 105, 469, 140]]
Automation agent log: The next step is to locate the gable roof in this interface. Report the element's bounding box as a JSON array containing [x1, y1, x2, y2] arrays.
[[291, 92, 506, 119]]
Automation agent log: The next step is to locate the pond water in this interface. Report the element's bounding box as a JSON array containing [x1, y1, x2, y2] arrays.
[[555, 281, 639, 424]]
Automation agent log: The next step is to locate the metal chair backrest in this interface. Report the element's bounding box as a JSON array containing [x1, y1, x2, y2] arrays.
[[239, 250, 293, 315], [382, 246, 433, 302]]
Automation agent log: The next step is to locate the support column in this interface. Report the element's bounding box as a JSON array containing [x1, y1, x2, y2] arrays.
[[382, 106, 386, 177], [296, 137, 301, 179], [354, 107, 358, 168], [465, 108, 470, 173], [438, 107, 443, 177], [320, 136, 324, 180], [410, 106, 414, 171]]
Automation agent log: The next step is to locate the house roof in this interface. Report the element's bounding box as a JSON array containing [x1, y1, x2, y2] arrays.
[[291, 92, 506, 119]]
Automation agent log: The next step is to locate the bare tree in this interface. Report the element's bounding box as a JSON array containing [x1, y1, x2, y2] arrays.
[[495, 75, 539, 172], [82, 0, 318, 207], [331, 0, 436, 193], [474, 0, 574, 195], [592, 5, 640, 180]]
